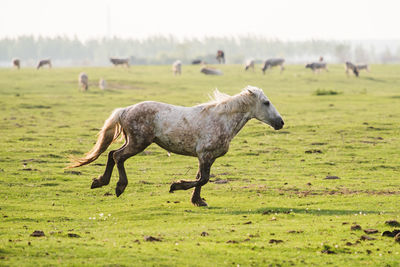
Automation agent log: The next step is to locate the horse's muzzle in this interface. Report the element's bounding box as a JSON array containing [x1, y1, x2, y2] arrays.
[[273, 118, 284, 130]]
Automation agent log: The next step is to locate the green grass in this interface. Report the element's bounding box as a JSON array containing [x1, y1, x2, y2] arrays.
[[1, 64, 400, 266]]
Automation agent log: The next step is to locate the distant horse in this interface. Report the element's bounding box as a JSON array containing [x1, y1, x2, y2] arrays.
[[356, 64, 370, 72], [200, 66, 223, 75], [244, 59, 255, 71], [192, 59, 202, 65], [345, 61, 359, 77], [172, 60, 182, 75], [37, 59, 52, 69], [99, 78, 107, 90], [305, 62, 328, 73], [68, 86, 284, 206], [110, 58, 129, 67], [79, 73, 89, 91], [262, 58, 285, 74], [12, 58, 20, 69], [216, 50, 225, 64]]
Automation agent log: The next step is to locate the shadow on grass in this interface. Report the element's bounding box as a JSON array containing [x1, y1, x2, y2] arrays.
[[207, 206, 380, 216], [0, 248, 9, 255], [362, 77, 386, 83]]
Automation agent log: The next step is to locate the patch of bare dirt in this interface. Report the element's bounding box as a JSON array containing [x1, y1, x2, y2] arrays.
[[351, 225, 362, 231], [200, 232, 209, 237], [360, 235, 376, 241], [385, 220, 400, 227], [67, 233, 80, 238], [364, 229, 379, 234], [30, 230, 45, 237], [382, 230, 400, 237], [144, 236, 162, 242], [269, 239, 283, 244], [324, 176, 340, 180], [288, 230, 304, 234], [305, 149, 322, 154]]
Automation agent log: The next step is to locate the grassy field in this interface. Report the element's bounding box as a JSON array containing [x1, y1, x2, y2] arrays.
[[0, 64, 400, 266]]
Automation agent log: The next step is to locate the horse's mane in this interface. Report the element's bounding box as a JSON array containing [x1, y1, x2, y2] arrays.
[[201, 86, 264, 113]]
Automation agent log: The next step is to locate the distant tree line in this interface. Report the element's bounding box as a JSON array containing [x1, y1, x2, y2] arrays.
[[0, 35, 399, 67]]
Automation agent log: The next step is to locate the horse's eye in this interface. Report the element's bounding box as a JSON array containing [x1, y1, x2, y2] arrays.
[[263, 101, 270, 106]]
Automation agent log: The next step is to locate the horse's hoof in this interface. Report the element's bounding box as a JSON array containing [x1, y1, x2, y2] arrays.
[[192, 198, 208, 207], [115, 187, 124, 197], [91, 178, 102, 189], [115, 182, 127, 197]]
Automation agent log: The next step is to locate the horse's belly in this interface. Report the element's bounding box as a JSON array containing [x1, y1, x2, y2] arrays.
[[153, 109, 201, 156], [154, 135, 197, 156]]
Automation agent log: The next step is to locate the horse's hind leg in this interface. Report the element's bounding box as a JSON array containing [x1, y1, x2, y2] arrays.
[[113, 141, 150, 197], [91, 148, 122, 189]]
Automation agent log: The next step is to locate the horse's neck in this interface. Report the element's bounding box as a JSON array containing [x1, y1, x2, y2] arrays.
[[223, 111, 252, 139]]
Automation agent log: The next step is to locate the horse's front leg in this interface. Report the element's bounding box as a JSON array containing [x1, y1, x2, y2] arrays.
[[169, 159, 214, 206], [187, 171, 208, 206], [191, 186, 207, 207]]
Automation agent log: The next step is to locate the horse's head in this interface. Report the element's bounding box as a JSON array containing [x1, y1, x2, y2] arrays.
[[246, 86, 284, 130]]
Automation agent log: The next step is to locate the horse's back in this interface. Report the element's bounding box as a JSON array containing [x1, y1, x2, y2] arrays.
[[123, 101, 202, 156]]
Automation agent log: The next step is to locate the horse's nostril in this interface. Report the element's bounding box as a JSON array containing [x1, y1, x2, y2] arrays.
[[281, 119, 284, 126]]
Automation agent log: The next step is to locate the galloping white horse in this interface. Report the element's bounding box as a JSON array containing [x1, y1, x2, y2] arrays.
[[69, 86, 284, 206]]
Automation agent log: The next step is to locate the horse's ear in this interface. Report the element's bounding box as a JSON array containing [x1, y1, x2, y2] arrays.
[[247, 88, 256, 97]]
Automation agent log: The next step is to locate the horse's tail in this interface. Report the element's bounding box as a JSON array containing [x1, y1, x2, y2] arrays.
[[67, 108, 125, 168]]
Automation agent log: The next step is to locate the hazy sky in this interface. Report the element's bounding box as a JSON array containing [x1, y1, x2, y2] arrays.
[[1, 0, 399, 41]]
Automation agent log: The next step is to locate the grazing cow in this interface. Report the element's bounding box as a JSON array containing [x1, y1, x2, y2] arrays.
[[110, 58, 129, 67], [37, 59, 52, 69], [99, 78, 107, 90], [345, 62, 359, 77], [12, 58, 20, 69], [68, 86, 284, 206], [305, 62, 328, 73], [216, 50, 225, 64], [200, 66, 223, 75], [357, 64, 370, 72], [79, 73, 89, 91], [244, 59, 255, 71], [192, 59, 202, 65], [172, 60, 182, 75], [262, 58, 285, 74]]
